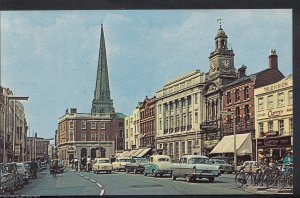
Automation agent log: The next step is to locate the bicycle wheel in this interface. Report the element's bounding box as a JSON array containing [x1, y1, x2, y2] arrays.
[[235, 172, 245, 188], [256, 169, 264, 186], [278, 171, 286, 189]]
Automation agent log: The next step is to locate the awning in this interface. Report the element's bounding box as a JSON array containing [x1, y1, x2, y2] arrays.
[[128, 149, 138, 157], [120, 151, 130, 157], [136, 148, 152, 158], [131, 148, 144, 157], [209, 133, 252, 155]]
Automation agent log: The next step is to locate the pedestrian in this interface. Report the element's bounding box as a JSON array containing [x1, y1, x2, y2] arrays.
[[258, 149, 265, 166], [283, 148, 293, 174], [74, 159, 79, 171], [71, 159, 74, 169]]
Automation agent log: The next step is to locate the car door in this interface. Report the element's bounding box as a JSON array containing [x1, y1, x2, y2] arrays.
[[180, 157, 188, 177]]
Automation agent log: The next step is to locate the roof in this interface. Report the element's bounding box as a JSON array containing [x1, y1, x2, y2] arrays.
[[182, 155, 208, 159], [114, 113, 127, 118]]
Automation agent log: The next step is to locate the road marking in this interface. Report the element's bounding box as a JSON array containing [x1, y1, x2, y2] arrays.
[[97, 183, 102, 188], [90, 179, 96, 183], [100, 189, 105, 196], [84, 176, 89, 180]]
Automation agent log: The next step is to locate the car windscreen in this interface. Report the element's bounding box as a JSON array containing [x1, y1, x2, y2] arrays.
[[99, 160, 109, 163], [16, 164, 24, 169], [158, 158, 169, 162], [188, 158, 210, 164], [119, 159, 131, 162], [24, 163, 31, 169], [214, 160, 226, 164], [4, 164, 15, 173], [135, 159, 148, 163]]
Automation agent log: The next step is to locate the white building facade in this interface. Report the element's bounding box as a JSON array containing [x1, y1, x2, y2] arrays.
[[124, 104, 141, 150], [155, 70, 206, 161]]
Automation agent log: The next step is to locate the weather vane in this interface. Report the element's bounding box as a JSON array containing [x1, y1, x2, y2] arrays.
[[217, 18, 224, 29]]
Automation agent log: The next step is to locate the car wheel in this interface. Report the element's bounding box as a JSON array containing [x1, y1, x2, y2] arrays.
[[152, 170, 157, 177], [208, 177, 215, 183], [171, 172, 177, 180], [126, 169, 130, 173], [186, 175, 192, 182], [160, 173, 163, 177], [134, 168, 138, 174], [144, 172, 148, 176], [108, 171, 111, 174]]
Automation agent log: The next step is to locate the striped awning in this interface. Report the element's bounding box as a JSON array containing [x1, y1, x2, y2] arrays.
[[131, 148, 144, 157], [128, 149, 138, 157], [136, 148, 152, 158], [120, 151, 130, 157]]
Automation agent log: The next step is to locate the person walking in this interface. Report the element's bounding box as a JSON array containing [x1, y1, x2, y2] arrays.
[[283, 148, 293, 175]]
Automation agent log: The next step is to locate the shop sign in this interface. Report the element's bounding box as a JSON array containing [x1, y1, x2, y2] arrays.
[[264, 131, 279, 137], [200, 124, 218, 130], [256, 136, 291, 148], [264, 81, 289, 93]]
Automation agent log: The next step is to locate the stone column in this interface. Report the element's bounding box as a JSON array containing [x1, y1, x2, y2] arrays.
[[168, 102, 171, 132], [179, 98, 183, 129]]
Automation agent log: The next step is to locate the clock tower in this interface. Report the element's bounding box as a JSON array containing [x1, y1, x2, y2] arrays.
[[208, 25, 236, 84]]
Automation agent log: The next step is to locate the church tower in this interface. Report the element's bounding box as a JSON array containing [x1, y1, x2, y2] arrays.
[[208, 22, 236, 85], [91, 24, 115, 115]]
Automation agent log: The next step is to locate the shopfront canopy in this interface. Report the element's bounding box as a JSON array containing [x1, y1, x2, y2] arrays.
[[209, 133, 252, 155]]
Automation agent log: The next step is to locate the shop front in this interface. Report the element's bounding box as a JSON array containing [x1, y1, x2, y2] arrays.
[[253, 135, 292, 162]]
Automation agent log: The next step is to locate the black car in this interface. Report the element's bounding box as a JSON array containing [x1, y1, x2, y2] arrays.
[[23, 161, 38, 179], [4, 163, 24, 189], [0, 163, 15, 195], [124, 158, 149, 174]]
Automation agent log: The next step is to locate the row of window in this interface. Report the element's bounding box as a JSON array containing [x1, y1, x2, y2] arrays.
[[226, 86, 250, 104], [226, 105, 250, 124], [67, 121, 106, 130], [160, 112, 196, 130], [258, 118, 293, 135], [162, 141, 193, 156], [141, 120, 156, 133], [258, 91, 293, 111], [158, 94, 199, 114], [140, 107, 155, 119]]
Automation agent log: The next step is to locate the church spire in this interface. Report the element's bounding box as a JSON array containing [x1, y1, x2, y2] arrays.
[[91, 24, 115, 115]]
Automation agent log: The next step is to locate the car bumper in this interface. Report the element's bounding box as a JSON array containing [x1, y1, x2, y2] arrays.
[[157, 170, 171, 174], [192, 172, 221, 177]]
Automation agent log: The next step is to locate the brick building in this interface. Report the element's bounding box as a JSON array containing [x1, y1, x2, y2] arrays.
[[139, 96, 156, 149]]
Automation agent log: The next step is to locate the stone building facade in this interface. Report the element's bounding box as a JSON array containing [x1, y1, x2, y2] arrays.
[[27, 135, 50, 162], [254, 75, 293, 161], [0, 87, 28, 163], [156, 70, 206, 161], [125, 103, 141, 150]]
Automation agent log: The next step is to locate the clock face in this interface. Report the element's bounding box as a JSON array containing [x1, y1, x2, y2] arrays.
[[222, 59, 230, 69]]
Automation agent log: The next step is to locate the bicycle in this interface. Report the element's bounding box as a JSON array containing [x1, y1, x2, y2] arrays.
[[280, 163, 293, 188], [235, 166, 257, 188]]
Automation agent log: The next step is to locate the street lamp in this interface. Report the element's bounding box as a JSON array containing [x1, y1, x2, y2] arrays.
[[220, 111, 237, 171], [4, 95, 29, 163]]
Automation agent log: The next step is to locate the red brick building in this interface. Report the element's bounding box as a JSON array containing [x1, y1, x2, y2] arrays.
[[220, 50, 285, 161], [139, 96, 156, 148]]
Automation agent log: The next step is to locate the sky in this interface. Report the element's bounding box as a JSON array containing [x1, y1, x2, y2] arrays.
[[0, 9, 292, 141]]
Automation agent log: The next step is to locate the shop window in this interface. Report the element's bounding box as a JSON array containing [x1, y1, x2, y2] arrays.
[[278, 93, 285, 107], [268, 121, 273, 132], [258, 98, 264, 111], [278, 120, 284, 135], [267, 95, 273, 109]]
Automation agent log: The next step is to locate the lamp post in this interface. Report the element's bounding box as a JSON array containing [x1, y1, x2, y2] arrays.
[[220, 111, 237, 171], [4, 96, 29, 163]]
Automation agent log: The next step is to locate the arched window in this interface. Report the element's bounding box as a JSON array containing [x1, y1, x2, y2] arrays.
[[80, 148, 87, 158]]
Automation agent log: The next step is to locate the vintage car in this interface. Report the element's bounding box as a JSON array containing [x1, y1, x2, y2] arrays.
[[210, 159, 233, 174], [24, 161, 38, 179], [0, 163, 15, 195], [16, 163, 29, 184], [4, 163, 24, 189], [112, 157, 131, 171], [236, 161, 259, 173], [170, 155, 221, 183], [124, 158, 149, 174], [92, 158, 113, 174], [144, 155, 171, 177]]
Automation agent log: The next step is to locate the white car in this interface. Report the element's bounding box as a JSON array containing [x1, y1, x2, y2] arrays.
[[92, 158, 113, 174], [112, 157, 131, 172], [144, 155, 171, 177], [170, 155, 221, 183]]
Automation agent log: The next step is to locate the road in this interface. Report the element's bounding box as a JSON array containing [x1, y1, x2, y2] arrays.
[[15, 165, 251, 196]]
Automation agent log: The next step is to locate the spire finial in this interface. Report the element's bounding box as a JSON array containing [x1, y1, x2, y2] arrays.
[[217, 18, 224, 29]]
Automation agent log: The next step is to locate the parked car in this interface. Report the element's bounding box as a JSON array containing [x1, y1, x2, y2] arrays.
[[236, 161, 259, 172], [170, 155, 221, 183], [210, 159, 233, 174], [144, 155, 171, 177], [0, 163, 15, 195], [125, 158, 149, 174], [4, 163, 24, 189], [112, 157, 131, 172], [210, 156, 231, 164], [40, 162, 47, 171], [23, 161, 38, 179], [50, 159, 65, 174], [16, 163, 29, 184], [92, 158, 113, 174]]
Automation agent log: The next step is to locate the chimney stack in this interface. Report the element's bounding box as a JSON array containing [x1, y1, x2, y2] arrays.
[[70, 108, 77, 114], [238, 65, 247, 79], [269, 49, 278, 70]]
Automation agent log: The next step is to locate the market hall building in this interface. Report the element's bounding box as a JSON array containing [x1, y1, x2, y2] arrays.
[[254, 74, 293, 161]]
